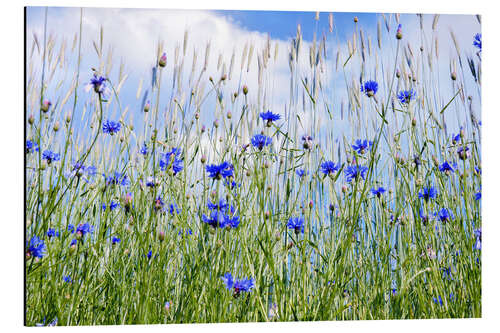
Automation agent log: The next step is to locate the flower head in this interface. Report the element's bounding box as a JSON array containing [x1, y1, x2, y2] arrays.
[[345, 165, 368, 182], [76, 223, 94, 238], [85, 74, 109, 96], [474, 227, 482, 250], [111, 237, 121, 245], [221, 273, 254, 297], [287, 217, 305, 234], [260, 110, 281, 126], [360, 80, 378, 97], [296, 169, 306, 178], [352, 139, 373, 154], [206, 161, 234, 180], [320, 161, 340, 176], [103, 120, 121, 135], [160, 148, 183, 175], [437, 208, 454, 223], [397, 89, 416, 104], [26, 140, 39, 154], [251, 134, 272, 150], [473, 33, 482, 51], [102, 200, 120, 211], [104, 172, 129, 186], [46, 228, 59, 238], [419, 187, 437, 201], [63, 276, 72, 283], [26, 236, 46, 259], [169, 203, 181, 216], [475, 191, 481, 201], [140, 142, 148, 155], [439, 161, 455, 174], [42, 150, 60, 164], [457, 146, 470, 160], [370, 187, 386, 198]]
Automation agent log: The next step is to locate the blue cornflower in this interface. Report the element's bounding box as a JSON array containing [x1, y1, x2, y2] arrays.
[[26, 140, 39, 154], [105, 172, 129, 186], [178, 229, 193, 236], [145, 176, 158, 188], [419, 208, 432, 225], [360, 80, 378, 97], [320, 161, 340, 176], [154, 195, 165, 211], [221, 272, 255, 297], [147, 250, 152, 259], [437, 208, 454, 223], [224, 178, 238, 190], [452, 132, 461, 144], [202, 210, 225, 228], [67, 224, 75, 233], [111, 237, 121, 245], [220, 214, 240, 229], [397, 89, 416, 104], [71, 162, 97, 180], [86, 74, 108, 95], [140, 142, 148, 155], [46, 228, 59, 238], [475, 191, 481, 201], [206, 161, 234, 180], [26, 236, 46, 259], [457, 146, 470, 160], [102, 200, 120, 211], [260, 110, 281, 126], [433, 295, 443, 306], [352, 139, 373, 154], [345, 165, 368, 183], [102, 120, 121, 135], [160, 148, 183, 175], [296, 169, 306, 178], [76, 223, 94, 238], [370, 187, 386, 198], [474, 228, 481, 250], [473, 33, 482, 51], [207, 199, 234, 214], [169, 203, 181, 216], [439, 161, 455, 174], [63, 276, 72, 283], [42, 150, 60, 164], [69, 239, 77, 247], [251, 134, 272, 150], [287, 217, 305, 234], [419, 187, 437, 201]]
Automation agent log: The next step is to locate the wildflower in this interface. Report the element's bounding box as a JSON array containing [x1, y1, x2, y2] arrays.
[[345, 165, 368, 182], [221, 214, 240, 229], [251, 134, 272, 150], [111, 237, 121, 245], [433, 295, 443, 306], [475, 191, 481, 201], [42, 150, 60, 165], [473, 33, 482, 51], [392, 288, 397, 296], [40, 99, 52, 113], [26, 140, 39, 154], [474, 228, 482, 250], [457, 146, 470, 160], [439, 161, 455, 174], [437, 208, 454, 223], [397, 89, 416, 104], [419, 208, 432, 226], [159, 52, 167, 67], [287, 217, 305, 234], [396, 24, 403, 39], [63, 276, 72, 283], [46, 228, 59, 238], [352, 139, 372, 154], [360, 80, 378, 97], [71, 162, 97, 180], [206, 161, 234, 180], [140, 142, 148, 155], [75, 223, 94, 238], [221, 272, 255, 298], [143, 100, 151, 112], [320, 161, 340, 177], [296, 169, 306, 178], [178, 229, 193, 236], [69, 239, 77, 248], [164, 301, 171, 311], [207, 199, 234, 213], [224, 178, 238, 190], [160, 148, 183, 175], [169, 203, 181, 216], [260, 110, 281, 126], [419, 187, 437, 201], [154, 195, 165, 211], [102, 201, 120, 211], [302, 135, 313, 150], [202, 210, 225, 228], [370, 187, 386, 198], [145, 176, 158, 188], [452, 132, 461, 144], [104, 172, 129, 186], [103, 120, 121, 135], [85, 74, 108, 95], [26, 236, 46, 259], [67, 224, 75, 233], [147, 250, 153, 259], [122, 193, 133, 213]]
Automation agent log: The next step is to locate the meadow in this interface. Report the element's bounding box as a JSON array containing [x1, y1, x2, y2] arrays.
[[25, 9, 482, 326]]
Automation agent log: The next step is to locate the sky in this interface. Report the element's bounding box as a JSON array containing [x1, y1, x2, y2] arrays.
[[25, 7, 481, 163]]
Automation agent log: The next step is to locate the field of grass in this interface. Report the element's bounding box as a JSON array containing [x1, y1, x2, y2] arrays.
[[25, 8, 481, 326]]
